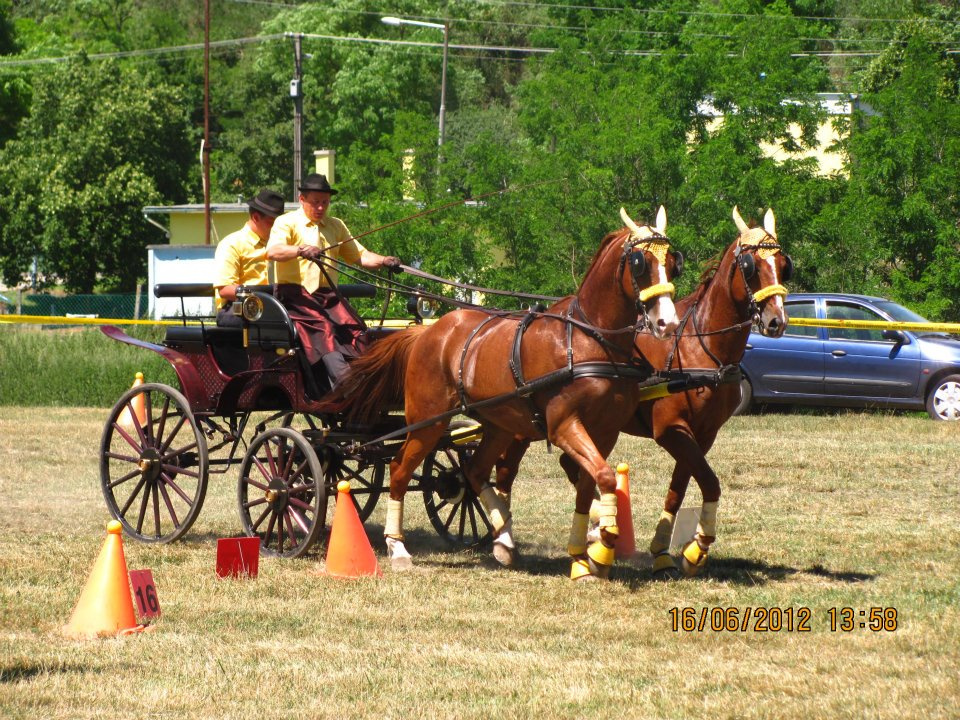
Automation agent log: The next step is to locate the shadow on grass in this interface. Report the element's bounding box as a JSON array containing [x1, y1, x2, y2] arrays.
[[0, 660, 83, 683]]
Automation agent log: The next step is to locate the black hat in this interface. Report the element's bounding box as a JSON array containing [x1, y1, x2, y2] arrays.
[[247, 188, 285, 218], [299, 173, 338, 195]]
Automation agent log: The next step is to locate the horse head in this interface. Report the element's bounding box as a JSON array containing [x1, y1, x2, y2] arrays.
[[619, 206, 682, 338], [731, 206, 791, 337]]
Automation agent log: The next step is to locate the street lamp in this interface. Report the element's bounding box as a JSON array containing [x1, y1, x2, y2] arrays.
[[382, 16, 449, 151]]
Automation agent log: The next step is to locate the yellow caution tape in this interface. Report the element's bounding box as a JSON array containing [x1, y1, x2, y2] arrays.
[[789, 317, 960, 333], [0, 315, 430, 329]]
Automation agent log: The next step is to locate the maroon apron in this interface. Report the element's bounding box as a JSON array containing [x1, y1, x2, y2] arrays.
[[274, 284, 369, 365]]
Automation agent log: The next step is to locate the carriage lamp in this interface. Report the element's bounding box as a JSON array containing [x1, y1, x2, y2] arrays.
[[406, 288, 438, 323], [240, 294, 264, 322]]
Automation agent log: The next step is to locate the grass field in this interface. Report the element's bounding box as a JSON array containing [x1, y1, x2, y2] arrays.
[[0, 406, 958, 719]]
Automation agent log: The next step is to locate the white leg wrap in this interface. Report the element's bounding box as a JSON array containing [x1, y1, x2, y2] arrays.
[[385, 498, 404, 539], [697, 501, 718, 539], [495, 488, 511, 511], [568, 512, 589, 556], [649, 510, 676, 555], [598, 492, 618, 529], [478, 485, 511, 534]]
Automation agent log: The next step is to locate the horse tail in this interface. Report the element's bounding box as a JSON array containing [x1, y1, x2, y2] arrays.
[[332, 325, 429, 423]]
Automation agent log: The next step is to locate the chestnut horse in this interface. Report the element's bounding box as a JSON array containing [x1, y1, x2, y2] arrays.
[[332, 208, 682, 578], [494, 206, 791, 576]]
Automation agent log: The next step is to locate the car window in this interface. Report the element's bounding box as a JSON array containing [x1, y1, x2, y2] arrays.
[[784, 300, 818, 337], [825, 302, 885, 342]]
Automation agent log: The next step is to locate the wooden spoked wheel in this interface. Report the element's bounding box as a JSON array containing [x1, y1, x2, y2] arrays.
[[100, 383, 209, 543], [419, 438, 494, 549], [237, 428, 325, 559]]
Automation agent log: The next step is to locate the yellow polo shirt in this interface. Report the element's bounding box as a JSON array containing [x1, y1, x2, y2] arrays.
[[212, 224, 270, 310], [267, 207, 366, 293]]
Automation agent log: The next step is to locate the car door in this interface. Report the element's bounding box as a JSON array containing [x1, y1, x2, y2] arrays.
[[742, 297, 825, 398], [822, 300, 922, 400]]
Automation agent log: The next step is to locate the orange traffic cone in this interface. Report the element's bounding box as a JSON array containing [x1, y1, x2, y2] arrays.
[[613, 462, 636, 558], [322, 481, 381, 578], [64, 521, 144, 638], [118, 372, 146, 431]]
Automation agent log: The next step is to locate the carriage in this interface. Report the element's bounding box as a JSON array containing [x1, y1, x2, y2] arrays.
[[99, 281, 493, 559], [99, 205, 790, 579]]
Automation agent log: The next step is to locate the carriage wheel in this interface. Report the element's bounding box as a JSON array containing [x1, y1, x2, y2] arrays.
[[237, 428, 325, 559], [316, 446, 386, 524], [100, 383, 209, 543], [419, 438, 494, 549]]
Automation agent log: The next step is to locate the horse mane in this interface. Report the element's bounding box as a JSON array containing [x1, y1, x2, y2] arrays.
[[325, 325, 429, 423], [577, 229, 626, 293]]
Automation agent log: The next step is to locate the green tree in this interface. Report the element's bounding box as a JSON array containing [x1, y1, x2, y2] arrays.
[[0, 58, 194, 292], [835, 20, 960, 319]]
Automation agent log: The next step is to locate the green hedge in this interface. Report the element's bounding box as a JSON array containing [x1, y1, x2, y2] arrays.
[[0, 325, 179, 407]]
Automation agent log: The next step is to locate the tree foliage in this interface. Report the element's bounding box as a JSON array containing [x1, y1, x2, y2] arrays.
[[1, 0, 959, 319]]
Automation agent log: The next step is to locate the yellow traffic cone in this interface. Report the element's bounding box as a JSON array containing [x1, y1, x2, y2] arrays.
[[64, 521, 144, 638], [322, 481, 381, 578], [118, 372, 146, 431]]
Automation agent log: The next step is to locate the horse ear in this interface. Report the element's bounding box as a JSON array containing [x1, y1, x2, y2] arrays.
[[620, 207, 643, 237], [732, 206, 749, 236], [655, 205, 667, 234], [764, 208, 777, 237]]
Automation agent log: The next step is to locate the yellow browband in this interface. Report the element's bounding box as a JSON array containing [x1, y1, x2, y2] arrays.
[[638, 282, 676, 303]]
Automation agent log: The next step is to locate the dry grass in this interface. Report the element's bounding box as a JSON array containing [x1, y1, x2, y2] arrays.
[[0, 406, 958, 719]]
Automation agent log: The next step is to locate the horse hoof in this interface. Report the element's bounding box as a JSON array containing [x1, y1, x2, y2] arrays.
[[493, 542, 515, 567], [651, 552, 679, 579]]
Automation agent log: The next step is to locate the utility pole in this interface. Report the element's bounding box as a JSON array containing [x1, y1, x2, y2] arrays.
[[288, 32, 304, 199], [203, 0, 211, 244]]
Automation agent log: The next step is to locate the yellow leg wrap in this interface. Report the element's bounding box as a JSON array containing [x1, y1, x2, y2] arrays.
[[697, 501, 718, 539], [649, 510, 676, 555], [568, 512, 589, 557], [681, 539, 708, 577], [570, 557, 592, 581], [598, 492, 618, 529], [478, 485, 510, 534], [651, 552, 678, 574], [384, 498, 404, 540]]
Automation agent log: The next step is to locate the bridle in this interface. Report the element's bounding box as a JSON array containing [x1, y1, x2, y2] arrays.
[[731, 233, 790, 328], [617, 229, 682, 331]]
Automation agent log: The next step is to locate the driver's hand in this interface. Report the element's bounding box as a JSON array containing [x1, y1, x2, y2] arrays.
[[382, 256, 402, 272], [298, 245, 322, 261]]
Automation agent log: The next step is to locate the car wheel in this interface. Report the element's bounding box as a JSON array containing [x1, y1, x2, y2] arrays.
[[926, 374, 960, 421], [733, 377, 753, 416]]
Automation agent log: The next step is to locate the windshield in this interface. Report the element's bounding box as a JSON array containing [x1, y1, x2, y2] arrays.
[[873, 300, 930, 323], [873, 300, 958, 339]]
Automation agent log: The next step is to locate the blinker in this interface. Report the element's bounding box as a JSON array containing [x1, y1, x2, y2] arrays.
[[628, 250, 646, 279], [671, 250, 684, 279], [781, 255, 794, 282], [738, 252, 756, 280]]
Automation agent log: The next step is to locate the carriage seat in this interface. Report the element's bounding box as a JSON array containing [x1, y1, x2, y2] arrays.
[[154, 282, 380, 357]]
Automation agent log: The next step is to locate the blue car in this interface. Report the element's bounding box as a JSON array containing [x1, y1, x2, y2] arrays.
[[737, 293, 960, 420]]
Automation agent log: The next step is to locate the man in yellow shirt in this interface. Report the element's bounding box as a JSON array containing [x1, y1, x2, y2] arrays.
[[213, 189, 285, 327], [267, 173, 400, 387]]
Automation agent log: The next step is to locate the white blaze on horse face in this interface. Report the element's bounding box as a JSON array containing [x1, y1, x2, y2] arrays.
[[648, 258, 680, 337], [760, 254, 787, 335]]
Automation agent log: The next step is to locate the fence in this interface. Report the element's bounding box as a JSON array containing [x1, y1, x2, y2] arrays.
[[0, 286, 145, 320]]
